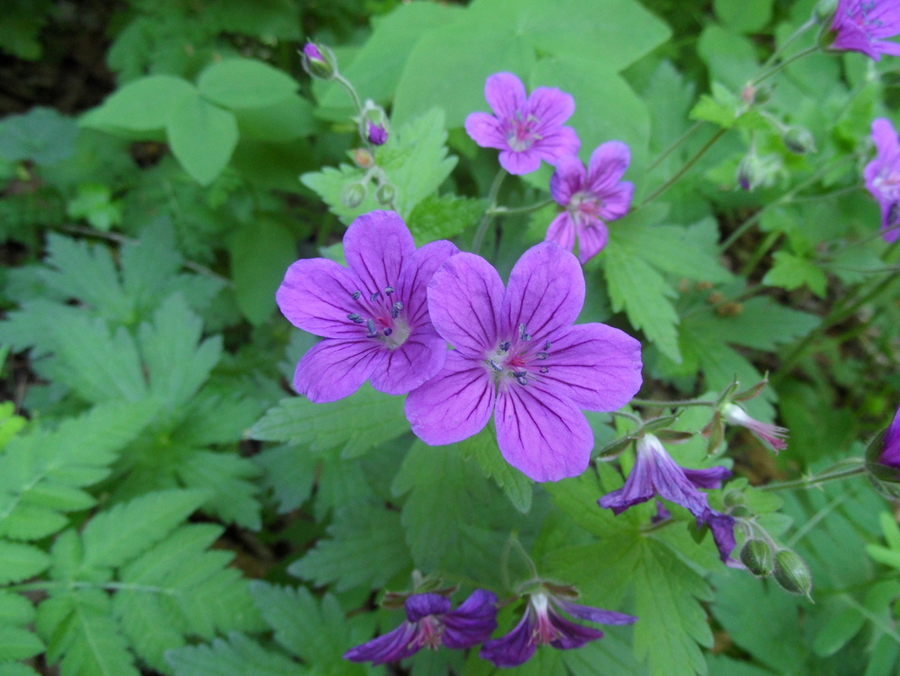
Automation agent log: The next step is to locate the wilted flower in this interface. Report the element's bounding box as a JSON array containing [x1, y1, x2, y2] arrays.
[[864, 118, 900, 243], [721, 403, 788, 453], [598, 434, 736, 562], [405, 242, 642, 482], [546, 142, 634, 264], [479, 591, 636, 667], [464, 72, 580, 175], [344, 590, 497, 665], [830, 0, 900, 61], [276, 210, 457, 402], [368, 121, 388, 145]]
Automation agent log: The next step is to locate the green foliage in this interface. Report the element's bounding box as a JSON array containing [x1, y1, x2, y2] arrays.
[[408, 194, 485, 246], [762, 250, 827, 297], [0, 108, 79, 166], [459, 426, 533, 514]]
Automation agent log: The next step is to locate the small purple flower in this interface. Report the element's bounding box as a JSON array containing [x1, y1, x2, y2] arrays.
[[830, 0, 900, 61], [368, 121, 388, 146], [598, 434, 736, 562], [405, 242, 642, 482], [479, 591, 636, 668], [721, 403, 788, 453], [344, 590, 498, 665], [302, 42, 324, 62], [276, 210, 457, 403], [546, 143, 634, 263], [864, 118, 900, 243], [879, 401, 900, 468], [464, 72, 580, 175]]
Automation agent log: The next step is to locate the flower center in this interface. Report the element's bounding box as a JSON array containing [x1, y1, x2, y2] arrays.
[[413, 616, 444, 650], [530, 593, 560, 646], [344, 284, 411, 350], [568, 191, 602, 222], [483, 323, 551, 386], [506, 112, 542, 152]]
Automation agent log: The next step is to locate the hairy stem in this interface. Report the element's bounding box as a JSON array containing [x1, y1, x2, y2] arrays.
[[472, 169, 508, 255]]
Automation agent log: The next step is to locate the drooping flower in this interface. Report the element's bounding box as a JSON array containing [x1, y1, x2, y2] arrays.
[[276, 210, 457, 402], [344, 590, 498, 665], [479, 591, 636, 668], [546, 143, 634, 263], [864, 118, 900, 243], [598, 433, 736, 562], [367, 121, 388, 146], [830, 0, 900, 61], [721, 403, 789, 453], [877, 401, 900, 469], [405, 241, 642, 482], [464, 72, 580, 175]]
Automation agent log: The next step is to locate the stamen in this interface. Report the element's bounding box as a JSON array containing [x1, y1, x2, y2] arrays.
[[489, 359, 504, 372], [351, 290, 361, 300], [513, 371, 528, 386], [391, 301, 404, 319], [544, 340, 551, 350], [383, 328, 393, 337], [385, 286, 394, 295], [518, 324, 531, 341], [499, 341, 511, 352], [347, 313, 364, 323], [536, 352, 548, 360], [366, 319, 377, 337], [370, 291, 381, 302], [539, 366, 549, 374]]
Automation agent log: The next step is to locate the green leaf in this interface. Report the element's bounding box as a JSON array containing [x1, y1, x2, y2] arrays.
[[0, 664, 41, 676], [175, 451, 261, 530], [230, 218, 298, 325], [166, 91, 238, 185], [459, 426, 533, 514], [407, 194, 484, 246], [0, 626, 45, 661], [166, 632, 302, 676], [197, 58, 298, 110], [689, 83, 740, 128], [0, 542, 49, 584], [253, 444, 317, 513], [251, 385, 408, 458], [233, 95, 314, 142], [288, 506, 412, 591], [687, 296, 820, 352], [80, 75, 196, 132], [0, 107, 79, 166], [714, 0, 772, 34], [696, 25, 758, 92], [299, 163, 381, 224], [66, 183, 122, 231], [763, 251, 827, 297]]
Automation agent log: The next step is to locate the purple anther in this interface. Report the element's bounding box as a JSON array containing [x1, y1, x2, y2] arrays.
[[539, 366, 549, 374], [489, 359, 504, 372], [385, 286, 394, 295], [384, 328, 393, 337], [499, 341, 511, 352], [347, 313, 363, 323], [515, 374, 528, 386], [391, 301, 404, 319], [370, 291, 381, 302], [366, 319, 377, 337], [536, 352, 548, 360], [351, 290, 361, 300], [544, 340, 551, 350]]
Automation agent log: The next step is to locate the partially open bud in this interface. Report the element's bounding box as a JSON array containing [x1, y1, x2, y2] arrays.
[[340, 182, 367, 208], [740, 539, 774, 577], [736, 152, 781, 191], [367, 121, 388, 146], [782, 127, 817, 155], [351, 148, 375, 169], [375, 182, 396, 206], [773, 549, 813, 598], [300, 41, 337, 79]]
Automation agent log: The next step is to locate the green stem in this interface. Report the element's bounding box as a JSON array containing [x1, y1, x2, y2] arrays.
[[739, 231, 782, 278], [5, 580, 179, 595], [489, 197, 555, 216], [758, 465, 866, 492], [630, 398, 713, 408], [472, 169, 507, 255], [752, 45, 819, 86], [647, 121, 705, 172], [333, 74, 364, 116], [641, 128, 727, 206], [759, 18, 817, 72]]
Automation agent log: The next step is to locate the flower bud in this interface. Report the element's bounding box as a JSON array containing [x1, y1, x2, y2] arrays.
[[367, 121, 388, 146], [740, 539, 774, 576], [736, 152, 781, 191], [300, 41, 337, 79], [773, 549, 813, 598], [351, 148, 375, 169], [375, 183, 396, 206], [782, 127, 817, 155], [340, 182, 367, 208], [814, 0, 838, 22]]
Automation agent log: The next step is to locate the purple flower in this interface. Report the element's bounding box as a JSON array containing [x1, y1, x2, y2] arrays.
[[405, 242, 642, 482], [367, 121, 388, 146], [276, 210, 457, 402], [546, 143, 634, 263], [864, 118, 900, 243], [302, 42, 324, 62], [598, 434, 736, 562], [830, 0, 900, 61], [479, 591, 636, 668], [721, 403, 788, 453], [880, 401, 900, 468], [464, 72, 580, 175], [344, 590, 497, 665]]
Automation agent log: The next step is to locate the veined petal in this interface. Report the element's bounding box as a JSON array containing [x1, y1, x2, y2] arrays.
[[682, 465, 732, 489], [405, 351, 496, 445], [550, 156, 586, 206], [704, 511, 737, 563], [479, 611, 536, 668], [586, 141, 631, 193], [547, 613, 604, 650], [576, 222, 609, 264], [293, 339, 383, 403], [871, 118, 900, 160], [465, 112, 509, 150], [427, 252, 503, 355], [881, 402, 900, 467], [485, 72, 527, 120], [596, 182, 634, 221], [556, 600, 637, 626], [442, 589, 499, 649], [495, 383, 593, 482], [537, 324, 642, 411], [498, 148, 543, 175], [369, 326, 447, 395], [277, 258, 369, 339], [527, 86, 576, 131], [396, 239, 459, 329], [533, 126, 581, 165], [405, 593, 452, 622], [501, 241, 585, 340], [344, 621, 420, 665], [545, 212, 577, 253], [343, 211, 415, 295]]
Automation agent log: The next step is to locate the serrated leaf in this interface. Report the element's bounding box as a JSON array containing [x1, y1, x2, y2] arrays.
[[0, 626, 44, 661], [253, 444, 317, 514], [689, 83, 741, 128], [175, 451, 261, 530], [407, 194, 484, 247], [459, 426, 532, 514], [0, 542, 49, 584], [166, 92, 238, 185], [288, 506, 411, 591], [686, 297, 820, 352], [763, 251, 827, 297], [0, 107, 79, 166], [250, 385, 407, 458], [543, 471, 635, 539], [80, 75, 195, 132], [197, 58, 298, 109], [166, 632, 303, 676]]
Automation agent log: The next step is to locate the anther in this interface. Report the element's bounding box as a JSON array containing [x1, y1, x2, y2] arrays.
[[383, 328, 393, 337], [351, 290, 361, 300], [539, 366, 549, 374], [544, 340, 551, 350], [536, 352, 548, 360], [347, 313, 364, 323], [499, 341, 511, 352], [489, 359, 504, 372], [514, 371, 528, 386], [366, 319, 377, 337], [391, 301, 404, 319], [518, 324, 531, 341], [385, 286, 394, 295], [370, 291, 381, 302]]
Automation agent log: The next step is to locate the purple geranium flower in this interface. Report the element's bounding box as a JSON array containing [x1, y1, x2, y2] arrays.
[[830, 0, 900, 61], [598, 434, 736, 562], [864, 118, 900, 243], [405, 242, 643, 482], [546, 142, 635, 263], [721, 403, 788, 453], [464, 72, 580, 175], [344, 590, 497, 665], [479, 591, 636, 668], [276, 210, 457, 402]]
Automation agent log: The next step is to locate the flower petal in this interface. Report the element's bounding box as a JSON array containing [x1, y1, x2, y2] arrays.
[[597, 182, 634, 221], [484, 72, 527, 121], [547, 613, 604, 649], [405, 593, 452, 622], [292, 339, 383, 403], [536, 324, 642, 411], [576, 222, 609, 263], [427, 252, 503, 356], [882, 402, 900, 467], [369, 326, 447, 395], [549, 156, 586, 206], [405, 350, 496, 446], [465, 112, 509, 150], [498, 148, 542, 175], [276, 258, 369, 339], [533, 126, 581, 165], [501, 241, 585, 341], [557, 600, 637, 626], [495, 383, 593, 482], [396, 239, 459, 329], [528, 86, 576, 131], [586, 141, 631, 193], [343, 210, 415, 295], [871, 118, 899, 160], [480, 612, 536, 668], [545, 212, 577, 253], [682, 465, 732, 489], [704, 511, 737, 563], [343, 621, 420, 665], [442, 589, 499, 649]]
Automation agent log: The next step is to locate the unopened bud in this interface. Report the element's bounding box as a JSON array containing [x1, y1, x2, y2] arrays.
[[814, 0, 838, 22], [740, 539, 774, 576], [736, 152, 781, 191], [300, 41, 337, 79], [352, 148, 375, 169], [782, 127, 817, 155], [340, 182, 367, 208], [367, 121, 388, 146], [773, 550, 813, 598], [375, 183, 396, 205]]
